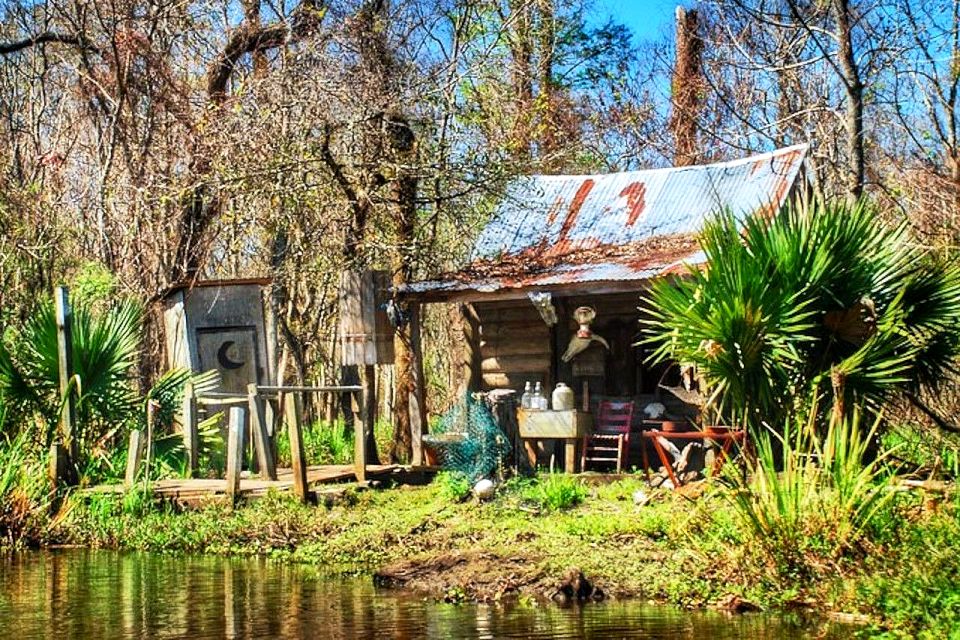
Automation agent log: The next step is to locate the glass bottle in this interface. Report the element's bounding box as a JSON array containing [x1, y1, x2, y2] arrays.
[[521, 381, 532, 410]]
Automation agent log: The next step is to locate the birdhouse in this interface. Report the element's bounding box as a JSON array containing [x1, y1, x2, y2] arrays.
[[338, 270, 396, 366], [161, 279, 277, 393]]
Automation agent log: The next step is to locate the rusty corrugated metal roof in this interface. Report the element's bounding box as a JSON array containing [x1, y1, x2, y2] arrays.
[[404, 145, 807, 300]]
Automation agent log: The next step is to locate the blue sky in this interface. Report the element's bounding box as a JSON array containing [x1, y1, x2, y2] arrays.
[[593, 0, 687, 42]]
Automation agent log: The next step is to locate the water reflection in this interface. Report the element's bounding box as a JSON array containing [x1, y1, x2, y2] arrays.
[[0, 551, 851, 639]]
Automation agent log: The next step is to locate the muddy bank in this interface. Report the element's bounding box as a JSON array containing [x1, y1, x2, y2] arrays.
[[374, 551, 606, 604]]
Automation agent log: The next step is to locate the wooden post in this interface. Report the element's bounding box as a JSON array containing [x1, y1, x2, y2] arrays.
[[124, 430, 144, 488], [181, 382, 199, 477], [265, 397, 278, 466], [54, 286, 78, 467], [408, 304, 427, 467], [48, 443, 71, 492], [485, 390, 522, 474], [460, 303, 482, 393], [357, 365, 375, 483], [248, 384, 277, 480], [225, 406, 247, 504], [142, 400, 159, 494], [284, 392, 309, 503]]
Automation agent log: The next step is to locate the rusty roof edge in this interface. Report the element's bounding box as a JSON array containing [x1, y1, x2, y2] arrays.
[[398, 246, 707, 298]]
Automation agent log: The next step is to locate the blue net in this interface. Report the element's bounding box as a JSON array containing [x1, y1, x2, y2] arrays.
[[426, 393, 511, 482]]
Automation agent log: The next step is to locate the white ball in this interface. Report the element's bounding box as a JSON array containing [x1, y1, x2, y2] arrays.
[[473, 478, 495, 500]]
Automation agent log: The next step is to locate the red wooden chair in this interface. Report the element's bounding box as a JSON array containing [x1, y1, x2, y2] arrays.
[[581, 401, 635, 473]]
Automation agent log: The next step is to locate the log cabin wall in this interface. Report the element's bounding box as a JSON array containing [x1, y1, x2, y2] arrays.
[[553, 292, 645, 402], [473, 300, 553, 394]]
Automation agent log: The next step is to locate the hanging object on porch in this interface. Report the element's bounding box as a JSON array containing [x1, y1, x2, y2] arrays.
[[561, 306, 610, 363], [528, 291, 558, 326]]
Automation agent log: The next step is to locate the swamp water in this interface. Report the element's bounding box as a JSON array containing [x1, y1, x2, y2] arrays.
[[0, 551, 854, 639]]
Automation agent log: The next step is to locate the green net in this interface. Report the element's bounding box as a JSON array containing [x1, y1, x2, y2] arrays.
[[426, 393, 511, 482]]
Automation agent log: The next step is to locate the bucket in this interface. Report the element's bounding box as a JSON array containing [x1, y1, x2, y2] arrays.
[[660, 420, 691, 433], [422, 433, 467, 466]]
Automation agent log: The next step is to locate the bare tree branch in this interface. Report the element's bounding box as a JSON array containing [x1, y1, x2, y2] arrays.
[[0, 30, 98, 56]]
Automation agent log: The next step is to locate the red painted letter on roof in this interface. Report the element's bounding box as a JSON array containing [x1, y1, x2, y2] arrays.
[[558, 179, 596, 243], [620, 182, 647, 226]]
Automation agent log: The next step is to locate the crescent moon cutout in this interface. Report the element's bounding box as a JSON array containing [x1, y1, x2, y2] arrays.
[[217, 340, 245, 370]]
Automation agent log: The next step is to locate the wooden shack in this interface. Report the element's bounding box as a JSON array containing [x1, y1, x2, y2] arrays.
[[399, 146, 808, 468], [161, 278, 277, 392]]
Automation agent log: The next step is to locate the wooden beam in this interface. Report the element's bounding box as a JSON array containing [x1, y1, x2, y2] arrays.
[[124, 430, 144, 488], [400, 278, 658, 305], [257, 385, 363, 393], [54, 286, 78, 467], [142, 400, 159, 494], [181, 382, 199, 477], [225, 406, 247, 504], [284, 392, 309, 503], [481, 355, 552, 373], [247, 384, 277, 480]]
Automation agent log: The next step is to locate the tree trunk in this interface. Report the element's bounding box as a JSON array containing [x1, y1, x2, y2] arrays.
[[670, 7, 704, 167], [389, 116, 418, 463], [536, 0, 557, 166], [833, 0, 865, 200], [509, 0, 534, 160]]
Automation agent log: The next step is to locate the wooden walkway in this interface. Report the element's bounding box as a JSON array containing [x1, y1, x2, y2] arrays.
[[86, 464, 402, 500]]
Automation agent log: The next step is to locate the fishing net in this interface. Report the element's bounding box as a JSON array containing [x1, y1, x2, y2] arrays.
[[426, 393, 511, 482]]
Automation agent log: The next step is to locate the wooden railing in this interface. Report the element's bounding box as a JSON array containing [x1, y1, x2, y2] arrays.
[[178, 383, 367, 504]]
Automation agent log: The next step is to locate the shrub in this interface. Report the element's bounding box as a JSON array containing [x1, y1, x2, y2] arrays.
[[434, 470, 471, 502], [0, 432, 50, 546], [857, 509, 960, 639], [642, 199, 960, 435], [722, 405, 896, 578], [276, 419, 354, 467], [525, 472, 587, 511]]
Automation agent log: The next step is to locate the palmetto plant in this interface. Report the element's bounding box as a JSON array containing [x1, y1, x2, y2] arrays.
[[641, 199, 960, 434], [0, 297, 223, 481], [0, 299, 142, 450]]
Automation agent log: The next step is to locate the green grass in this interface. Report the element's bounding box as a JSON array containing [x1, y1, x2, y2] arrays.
[[522, 472, 587, 511], [275, 419, 354, 466], [0, 432, 51, 547], [434, 471, 471, 502], [274, 418, 394, 467], [853, 500, 960, 639]]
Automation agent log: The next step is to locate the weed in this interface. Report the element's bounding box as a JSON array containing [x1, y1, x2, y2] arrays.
[[276, 419, 354, 466], [434, 471, 471, 502], [0, 432, 50, 547], [122, 487, 155, 516], [524, 472, 586, 511]]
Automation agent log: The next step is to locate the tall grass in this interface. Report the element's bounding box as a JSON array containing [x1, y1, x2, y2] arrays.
[[0, 432, 50, 546], [275, 419, 354, 466], [723, 405, 896, 575], [524, 472, 587, 512]]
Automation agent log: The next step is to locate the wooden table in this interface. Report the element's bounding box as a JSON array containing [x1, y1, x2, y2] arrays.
[[641, 428, 746, 487], [518, 409, 592, 474]]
